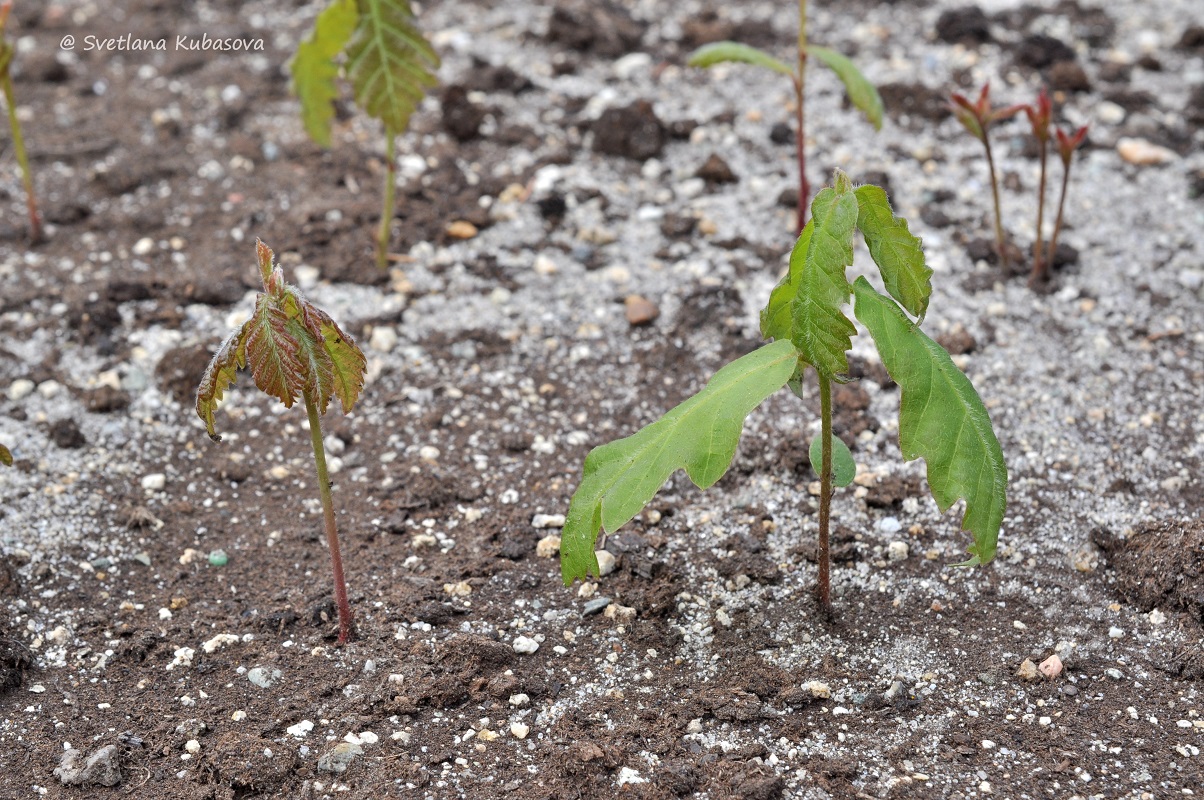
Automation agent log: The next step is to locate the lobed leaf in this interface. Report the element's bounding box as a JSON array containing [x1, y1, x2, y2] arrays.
[[289, 316, 336, 414], [790, 172, 858, 378], [291, 0, 360, 148], [316, 309, 367, 413], [245, 295, 306, 410], [561, 339, 799, 583], [809, 434, 856, 488], [759, 222, 813, 342], [852, 277, 1007, 566], [344, 0, 440, 136], [687, 41, 795, 78], [854, 185, 932, 321], [805, 45, 883, 130], [195, 323, 251, 442], [0, 443, 11, 467]]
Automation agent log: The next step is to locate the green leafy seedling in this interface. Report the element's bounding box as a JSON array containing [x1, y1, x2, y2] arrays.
[[688, 0, 883, 232], [950, 83, 1025, 270], [562, 172, 1007, 611], [291, 0, 440, 269], [196, 240, 367, 644], [0, 1, 41, 243]]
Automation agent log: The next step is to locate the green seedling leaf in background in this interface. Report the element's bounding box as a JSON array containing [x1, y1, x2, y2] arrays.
[[290, 0, 440, 268], [854, 185, 932, 321], [686, 41, 794, 77], [790, 172, 858, 378], [0, 443, 11, 466], [561, 339, 799, 583], [292, 0, 358, 147], [852, 277, 1006, 565], [804, 45, 883, 130], [809, 435, 854, 487]]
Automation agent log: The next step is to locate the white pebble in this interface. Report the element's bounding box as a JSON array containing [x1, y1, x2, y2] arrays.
[[287, 720, 314, 738], [508, 693, 530, 707], [531, 514, 566, 529], [510, 722, 530, 740], [141, 473, 167, 491], [887, 541, 909, 562], [7, 379, 34, 401], [1148, 609, 1167, 625], [1117, 137, 1178, 166], [1108, 626, 1124, 639], [132, 237, 155, 256], [369, 326, 398, 353], [512, 636, 539, 655], [536, 535, 561, 558], [418, 445, 440, 461], [595, 550, 616, 576], [185, 740, 200, 754]]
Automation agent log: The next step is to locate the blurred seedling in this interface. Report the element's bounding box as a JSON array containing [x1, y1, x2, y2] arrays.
[[196, 241, 367, 644], [0, 1, 41, 243], [0, 442, 11, 466], [291, 0, 439, 269], [950, 83, 1024, 269], [1024, 89, 1088, 288], [1044, 123, 1088, 284], [561, 172, 1008, 611], [688, 0, 883, 232]]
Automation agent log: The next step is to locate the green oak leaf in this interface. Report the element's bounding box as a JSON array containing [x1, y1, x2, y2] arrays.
[[852, 277, 1007, 565], [805, 45, 883, 130], [345, 0, 440, 136], [0, 443, 12, 467], [291, 0, 359, 147], [809, 434, 855, 488], [855, 185, 932, 321], [790, 171, 858, 378], [760, 221, 813, 342], [562, 339, 799, 583], [687, 41, 795, 77]]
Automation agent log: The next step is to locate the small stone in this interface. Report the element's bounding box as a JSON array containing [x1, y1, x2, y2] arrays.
[[207, 549, 229, 567], [617, 767, 646, 786], [1013, 620, 1028, 630], [1039, 654, 1063, 679], [878, 516, 902, 533], [446, 220, 479, 239], [444, 581, 472, 597], [624, 295, 660, 326], [536, 535, 561, 558], [1149, 609, 1167, 625], [287, 720, 314, 738], [185, 740, 201, 755], [694, 152, 737, 183], [369, 326, 398, 353], [54, 745, 122, 787], [317, 742, 363, 773], [510, 722, 530, 739], [582, 596, 613, 616], [1017, 658, 1039, 681], [1118, 138, 1178, 166], [509, 693, 530, 707], [513, 636, 539, 654], [418, 445, 440, 461], [1109, 626, 1125, 639], [887, 541, 909, 562], [247, 667, 280, 688], [595, 550, 616, 576], [140, 473, 166, 491], [532, 513, 566, 529], [807, 681, 832, 699], [686, 718, 703, 734], [132, 237, 155, 256]]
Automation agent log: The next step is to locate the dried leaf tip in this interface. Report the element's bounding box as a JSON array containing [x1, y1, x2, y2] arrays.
[[256, 238, 284, 295]]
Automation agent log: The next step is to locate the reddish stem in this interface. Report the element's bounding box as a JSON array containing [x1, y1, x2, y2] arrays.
[[1029, 140, 1049, 287], [981, 133, 1008, 269], [305, 394, 355, 645], [1046, 159, 1072, 274]]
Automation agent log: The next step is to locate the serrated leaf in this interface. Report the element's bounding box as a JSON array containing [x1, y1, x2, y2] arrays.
[[311, 305, 367, 413], [0, 443, 11, 467], [805, 45, 883, 130], [760, 222, 813, 342], [790, 173, 858, 378], [245, 295, 306, 409], [345, 0, 440, 136], [809, 434, 855, 488], [289, 316, 336, 414], [687, 41, 795, 78], [195, 322, 251, 442], [561, 339, 799, 583], [291, 0, 359, 148], [852, 277, 1007, 566], [854, 185, 932, 321]]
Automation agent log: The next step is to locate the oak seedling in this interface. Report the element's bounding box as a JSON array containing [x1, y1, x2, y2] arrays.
[[561, 172, 1008, 611], [0, 1, 41, 243], [196, 240, 367, 644]]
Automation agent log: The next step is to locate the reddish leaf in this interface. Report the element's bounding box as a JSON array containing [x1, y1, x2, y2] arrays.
[[195, 322, 251, 441], [313, 305, 367, 413], [245, 294, 305, 408]]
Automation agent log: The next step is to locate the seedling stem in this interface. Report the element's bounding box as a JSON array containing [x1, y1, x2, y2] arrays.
[[816, 371, 832, 609], [0, 1, 41, 243], [305, 393, 354, 644], [377, 132, 397, 270]]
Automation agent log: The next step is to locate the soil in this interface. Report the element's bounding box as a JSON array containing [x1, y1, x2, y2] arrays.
[[2, 0, 1203, 798]]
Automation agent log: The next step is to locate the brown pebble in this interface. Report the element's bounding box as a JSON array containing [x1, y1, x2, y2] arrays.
[[624, 295, 660, 326], [446, 220, 479, 239]]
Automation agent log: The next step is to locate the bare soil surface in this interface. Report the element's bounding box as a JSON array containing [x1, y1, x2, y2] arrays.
[[2, 0, 1203, 798]]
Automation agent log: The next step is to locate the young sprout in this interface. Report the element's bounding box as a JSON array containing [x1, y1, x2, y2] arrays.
[[688, 0, 883, 232], [950, 84, 1025, 269], [1024, 88, 1052, 287], [560, 172, 1007, 612], [196, 241, 367, 644], [0, 442, 11, 467], [1047, 124, 1088, 276], [0, 1, 41, 243], [291, 0, 439, 269]]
